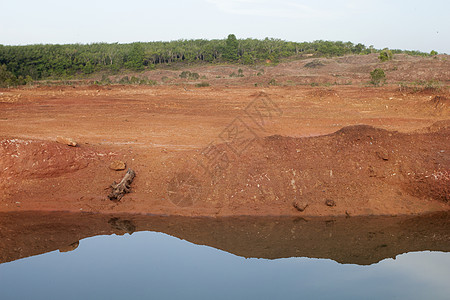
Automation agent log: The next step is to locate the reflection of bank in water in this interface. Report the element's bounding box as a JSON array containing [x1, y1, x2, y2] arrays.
[[59, 241, 79, 253], [1, 211, 449, 265]]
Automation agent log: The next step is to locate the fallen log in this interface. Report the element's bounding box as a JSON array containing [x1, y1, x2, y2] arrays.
[[108, 169, 136, 201]]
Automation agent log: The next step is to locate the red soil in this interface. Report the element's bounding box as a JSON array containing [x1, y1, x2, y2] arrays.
[[0, 83, 448, 217]]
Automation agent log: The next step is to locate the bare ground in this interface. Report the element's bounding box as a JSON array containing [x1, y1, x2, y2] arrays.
[[0, 54, 449, 217]]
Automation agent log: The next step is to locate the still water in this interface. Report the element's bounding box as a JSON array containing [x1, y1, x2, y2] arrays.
[[1, 230, 449, 300]]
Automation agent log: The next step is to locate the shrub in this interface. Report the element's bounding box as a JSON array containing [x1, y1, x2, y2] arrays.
[[129, 76, 140, 84], [430, 50, 438, 56], [179, 71, 190, 79], [268, 78, 277, 86], [304, 60, 325, 68], [100, 74, 112, 84], [179, 71, 200, 80], [196, 82, 210, 87], [0, 64, 18, 87], [379, 49, 393, 62], [398, 80, 441, 93], [119, 76, 130, 84], [370, 68, 386, 86]]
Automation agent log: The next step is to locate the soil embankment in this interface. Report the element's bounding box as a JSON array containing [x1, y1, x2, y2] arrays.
[[0, 120, 448, 216]]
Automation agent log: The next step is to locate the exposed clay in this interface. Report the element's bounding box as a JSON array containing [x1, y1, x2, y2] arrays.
[[0, 61, 449, 217]]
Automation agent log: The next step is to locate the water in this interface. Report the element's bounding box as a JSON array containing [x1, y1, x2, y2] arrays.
[[0, 212, 449, 299]]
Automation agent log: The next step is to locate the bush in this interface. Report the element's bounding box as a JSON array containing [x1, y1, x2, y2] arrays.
[[370, 68, 386, 86], [117, 76, 156, 85], [379, 49, 393, 62], [304, 60, 325, 68], [430, 50, 438, 56], [130, 76, 140, 84], [179, 71, 190, 79], [196, 82, 210, 87], [179, 71, 199, 80], [145, 80, 157, 86], [190, 72, 200, 80], [398, 80, 442, 93], [100, 74, 112, 84], [268, 78, 277, 86], [0, 64, 18, 87], [119, 76, 130, 84]]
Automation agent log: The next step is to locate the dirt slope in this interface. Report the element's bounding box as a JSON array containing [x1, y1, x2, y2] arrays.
[[0, 121, 448, 216]]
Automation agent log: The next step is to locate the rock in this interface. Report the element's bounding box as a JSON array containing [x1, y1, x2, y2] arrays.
[[293, 200, 309, 212], [109, 160, 126, 171], [56, 136, 77, 147], [325, 199, 336, 207]]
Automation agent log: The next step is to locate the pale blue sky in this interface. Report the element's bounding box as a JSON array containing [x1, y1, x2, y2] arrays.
[[0, 0, 448, 53]]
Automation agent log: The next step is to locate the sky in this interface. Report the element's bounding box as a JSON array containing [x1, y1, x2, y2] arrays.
[[0, 0, 449, 53]]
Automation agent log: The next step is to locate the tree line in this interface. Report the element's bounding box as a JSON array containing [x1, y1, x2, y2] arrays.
[[0, 34, 432, 86]]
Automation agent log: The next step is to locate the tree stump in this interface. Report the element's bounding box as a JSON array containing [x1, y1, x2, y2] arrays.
[[108, 169, 136, 201]]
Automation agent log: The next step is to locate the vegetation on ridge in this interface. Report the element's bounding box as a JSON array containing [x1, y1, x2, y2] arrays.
[[0, 34, 437, 87]]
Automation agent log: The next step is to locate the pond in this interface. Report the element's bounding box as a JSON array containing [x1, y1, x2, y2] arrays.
[[0, 212, 449, 299]]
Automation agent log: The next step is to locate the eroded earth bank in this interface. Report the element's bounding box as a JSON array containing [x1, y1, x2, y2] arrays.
[[0, 85, 449, 217]]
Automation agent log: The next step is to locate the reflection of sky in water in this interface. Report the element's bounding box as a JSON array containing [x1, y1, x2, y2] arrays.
[[1, 231, 449, 300]]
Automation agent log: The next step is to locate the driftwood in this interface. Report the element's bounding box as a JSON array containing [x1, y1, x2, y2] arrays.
[[108, 169, 136, 201]]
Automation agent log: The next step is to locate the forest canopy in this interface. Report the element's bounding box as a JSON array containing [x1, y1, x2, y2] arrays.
[[0, 35, 431, 84]]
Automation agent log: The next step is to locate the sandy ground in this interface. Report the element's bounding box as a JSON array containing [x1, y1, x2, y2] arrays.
[[0, 82, 448, 217]]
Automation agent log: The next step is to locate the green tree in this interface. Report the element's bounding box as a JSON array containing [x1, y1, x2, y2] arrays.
[[0, 39, 433, 81], [241, 52, 254, 64], [0, 64, 18, 87], [125, 43, 145, 70], [84, 61, 94, 74], [370, 68, 386, 86], [223, 34, 239, 61], [352, 43, 366, 54], [430, 50, 438, 56]]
